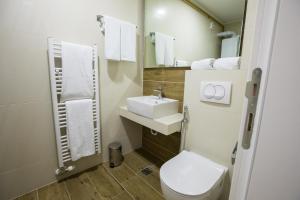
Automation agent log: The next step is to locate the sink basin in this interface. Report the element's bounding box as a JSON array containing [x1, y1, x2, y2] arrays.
[[127, 96, 179, 119]]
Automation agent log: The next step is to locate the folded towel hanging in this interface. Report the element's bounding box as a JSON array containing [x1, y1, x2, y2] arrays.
[[155, 32, 175, 66], [175, 60, 189, 67], [214, 57, 240, 70], [97, 15, 138, 32], [104, 16, 121, 61], [66, 99, 95, 161], [100, 15, 137, 62], [61, 41, 94, 102], [150, 32, 175, 44], [191, 58, 215, 70], [121, 21, 136, 62]]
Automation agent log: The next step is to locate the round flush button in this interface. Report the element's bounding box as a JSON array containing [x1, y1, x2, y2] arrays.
[[204, 84, 216, 99], [214, 85, 225, 100]]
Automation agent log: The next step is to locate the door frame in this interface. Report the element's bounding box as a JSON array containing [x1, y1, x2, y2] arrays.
[[229, 0, 280, 199]]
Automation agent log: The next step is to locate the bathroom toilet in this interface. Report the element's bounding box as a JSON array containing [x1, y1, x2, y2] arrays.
[[160, 151, 228, 200]]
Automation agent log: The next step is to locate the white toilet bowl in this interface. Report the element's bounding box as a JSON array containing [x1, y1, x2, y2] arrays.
[[160, 151, 228, 200]]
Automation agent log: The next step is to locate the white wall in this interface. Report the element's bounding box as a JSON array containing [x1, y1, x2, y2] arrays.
[[183, 70, 247, 199], [224, 21, 242, 35], [184, 70, 247, 174], [247, 0, 300, 199], [0, 0, 143, 199], [144, 0, 223, 67]]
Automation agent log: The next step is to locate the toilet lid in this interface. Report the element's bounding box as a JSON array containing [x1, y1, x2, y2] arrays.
[[160, 151, 227, 196]]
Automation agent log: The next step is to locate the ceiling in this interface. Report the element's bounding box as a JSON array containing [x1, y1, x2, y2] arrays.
[[191, 0, 246, 24]]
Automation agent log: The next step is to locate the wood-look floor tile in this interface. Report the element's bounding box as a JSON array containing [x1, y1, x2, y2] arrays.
[[137, 166, 162, 194], [16, 191, 38, 200], [65, 173, 103, 200], [87, 166, 123, 199], [124, 151, 151, 173], [121, 176, 164, 200], [38, 182, 69, 200], [103, 163, 135, 183], [112, 191, 134, 200]]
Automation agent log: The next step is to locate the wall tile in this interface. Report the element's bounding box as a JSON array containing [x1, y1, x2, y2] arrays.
[[143, 68, 165, 81], [162, 82, 184, 101], [183, 70, 247, 177], [143, 81, 164, 96], [0, 101, 56, 173], [143, 127, 180, 154], [178, 102, 183, 113], [142, 137, 177, 162], [0, 0, 145, 199], [142, 68, 189, 163], [164, 68, 186, 82]]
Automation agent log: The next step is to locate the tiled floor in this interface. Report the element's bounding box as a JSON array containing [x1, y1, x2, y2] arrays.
[[15, 149, 165, 200]]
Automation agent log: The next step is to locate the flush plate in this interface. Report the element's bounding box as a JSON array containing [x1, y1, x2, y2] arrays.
[[200, 81, 232, 104]]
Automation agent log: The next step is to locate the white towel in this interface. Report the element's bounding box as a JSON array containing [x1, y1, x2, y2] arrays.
[[66, 99, 95, 161], [154, 32, 165, 65], [191, 58, 215, 70], [104, 16, 121, 61], [61, 41, 93, 102], [155, 32, 174, 66], [175, 60, 189, 67], [213, 57, 240, 70], [121, 21, 136, 62], [164, 35, 175, 66]]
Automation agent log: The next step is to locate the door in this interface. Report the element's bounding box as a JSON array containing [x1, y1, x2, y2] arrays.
[[245, 0, 300, 199], [229, 0, 280, 199]]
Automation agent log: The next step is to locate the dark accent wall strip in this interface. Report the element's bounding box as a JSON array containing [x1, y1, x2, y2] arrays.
[[142, 67, 190, 164]]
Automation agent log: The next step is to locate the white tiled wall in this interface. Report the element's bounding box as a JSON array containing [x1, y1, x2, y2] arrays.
[[0, 0, 144, 199], [183, 70, 247, 200], [184, 70, 247, 172]]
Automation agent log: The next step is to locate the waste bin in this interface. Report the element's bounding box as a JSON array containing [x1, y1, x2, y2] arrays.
[[109, 142, 124, 168]]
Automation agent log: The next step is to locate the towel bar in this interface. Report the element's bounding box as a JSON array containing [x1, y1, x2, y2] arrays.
[[149, 32, 176, 44], [96, 15, 138, 35]]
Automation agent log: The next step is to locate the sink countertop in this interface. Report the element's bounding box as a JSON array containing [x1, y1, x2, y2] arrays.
[[119, 106, 183, 135]]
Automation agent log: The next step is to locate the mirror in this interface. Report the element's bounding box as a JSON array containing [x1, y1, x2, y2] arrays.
[[144, 0, 246, 68]]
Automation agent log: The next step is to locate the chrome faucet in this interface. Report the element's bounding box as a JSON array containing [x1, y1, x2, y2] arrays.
[[153, 86, 163, 99]]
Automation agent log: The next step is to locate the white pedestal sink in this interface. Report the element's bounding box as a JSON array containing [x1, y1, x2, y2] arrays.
[[127, 96, 179, 119]]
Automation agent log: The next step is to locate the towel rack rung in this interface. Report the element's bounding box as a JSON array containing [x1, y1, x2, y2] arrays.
[[62, 152, 70, 157], [61, 142, 68, 147], [61, 135, 67, 139], [62, 150, 69, 154]]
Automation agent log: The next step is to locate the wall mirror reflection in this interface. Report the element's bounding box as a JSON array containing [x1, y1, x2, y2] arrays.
[[144, 0, 246, 68]]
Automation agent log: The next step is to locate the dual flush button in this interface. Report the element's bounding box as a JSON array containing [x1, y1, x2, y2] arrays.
[[200, 81, 232, 104]]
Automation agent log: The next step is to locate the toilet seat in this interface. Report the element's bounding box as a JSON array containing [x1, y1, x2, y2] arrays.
[[160, 151, 227, 196]]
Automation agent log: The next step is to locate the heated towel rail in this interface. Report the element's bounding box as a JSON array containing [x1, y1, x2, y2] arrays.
[[47, 38, 101, 172]]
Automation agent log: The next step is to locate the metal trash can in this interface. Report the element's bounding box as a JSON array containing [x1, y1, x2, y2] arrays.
[[109, 142, 124, 168]]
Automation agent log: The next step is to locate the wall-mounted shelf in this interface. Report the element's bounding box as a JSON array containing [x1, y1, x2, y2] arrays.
[[119, 106, 183, 135]]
